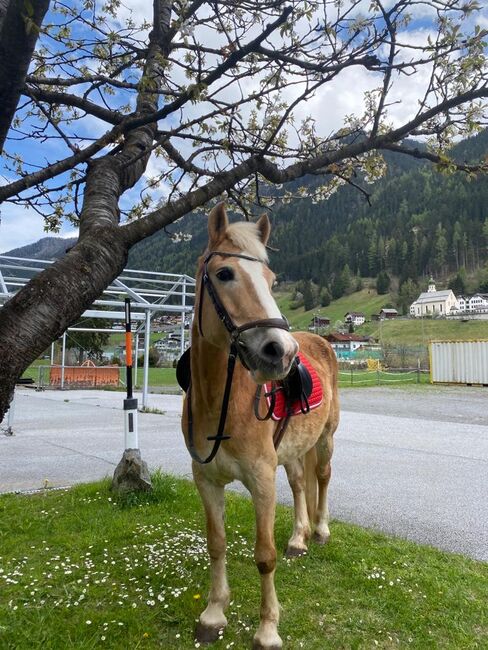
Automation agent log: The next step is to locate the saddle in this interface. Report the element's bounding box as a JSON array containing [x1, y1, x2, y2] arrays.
[[177, 349, 322, 450], [254, 353, 322, 422]]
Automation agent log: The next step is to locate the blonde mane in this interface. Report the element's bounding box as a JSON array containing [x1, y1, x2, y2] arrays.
[[226, 221, 268, 262]]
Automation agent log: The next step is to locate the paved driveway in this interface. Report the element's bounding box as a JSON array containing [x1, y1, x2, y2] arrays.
[[1, 385, 487, 561]]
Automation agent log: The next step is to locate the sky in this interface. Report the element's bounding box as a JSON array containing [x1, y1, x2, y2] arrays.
[[0, 0, 487, 255]]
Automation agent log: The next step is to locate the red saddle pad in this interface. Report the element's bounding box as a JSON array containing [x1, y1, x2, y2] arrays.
[[264, 353, 323, 421]]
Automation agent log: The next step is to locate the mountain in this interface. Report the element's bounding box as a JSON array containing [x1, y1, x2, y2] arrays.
[[4, 130, 488, 290], [3, 236, 77, 260], [126, 130, 488, 286]]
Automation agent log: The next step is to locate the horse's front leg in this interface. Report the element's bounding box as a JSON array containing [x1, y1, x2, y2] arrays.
[[193, 466, 230, 643], [246, 464, 282, 650]]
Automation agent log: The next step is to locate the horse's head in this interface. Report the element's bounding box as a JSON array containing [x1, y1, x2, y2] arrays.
[[197, 203, 298, 383]]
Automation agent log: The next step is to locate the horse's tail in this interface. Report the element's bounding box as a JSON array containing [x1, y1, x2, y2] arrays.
[[304, 446, 318, 525]]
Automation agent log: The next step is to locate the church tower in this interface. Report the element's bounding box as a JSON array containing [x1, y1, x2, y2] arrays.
[[428, 277, 436, 293]]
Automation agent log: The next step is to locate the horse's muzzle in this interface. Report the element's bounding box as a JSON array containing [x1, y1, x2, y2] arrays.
[[239, 330, 298, 383]]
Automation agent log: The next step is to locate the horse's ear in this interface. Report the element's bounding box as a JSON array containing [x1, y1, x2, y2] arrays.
[[256, 213, 271, 246], [208, 202, 228, 246]]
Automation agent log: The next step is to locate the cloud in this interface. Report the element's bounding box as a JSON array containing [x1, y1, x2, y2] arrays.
[[0, 204, 78, 254]]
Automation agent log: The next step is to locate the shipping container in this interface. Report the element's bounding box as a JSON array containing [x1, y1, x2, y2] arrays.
[[430, 340, 488, 385]]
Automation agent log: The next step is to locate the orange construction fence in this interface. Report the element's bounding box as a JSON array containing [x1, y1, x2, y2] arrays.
[[49, 360, 120, 387]]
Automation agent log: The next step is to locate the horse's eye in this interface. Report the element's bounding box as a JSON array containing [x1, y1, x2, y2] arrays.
[[216, 267, 234, 282]]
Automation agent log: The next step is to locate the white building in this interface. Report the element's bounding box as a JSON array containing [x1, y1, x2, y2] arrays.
[[344, 312, 366, 326], [410, 278, 458, 317], [457, 295, 468, 311], [467, 293, 488, 311], [455, 293, 488, 313]]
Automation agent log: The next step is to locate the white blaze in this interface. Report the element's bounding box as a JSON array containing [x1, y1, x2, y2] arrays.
[[238, 258, 297, 358], [238, 258, 281, 318]]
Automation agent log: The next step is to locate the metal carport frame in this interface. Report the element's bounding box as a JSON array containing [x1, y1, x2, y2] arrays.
[[0, 255, 195, 408]]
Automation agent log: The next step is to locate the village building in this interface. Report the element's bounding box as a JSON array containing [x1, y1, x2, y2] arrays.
[[325, 332, 370, 358], [379, 308, 398, 320], [409, 278, 458, 317], [344, 311, 366, 326], [462, 293, 488, 312], [308, 315, 330, 331]]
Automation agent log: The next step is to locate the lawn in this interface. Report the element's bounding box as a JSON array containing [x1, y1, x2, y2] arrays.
[[275, 288, 388, 331], [132, 367, 178, 388], [338, 368, 430, 387], [1, 475, 486, 649], [363, 318, 488, 346], [22, 365, 430, 390]]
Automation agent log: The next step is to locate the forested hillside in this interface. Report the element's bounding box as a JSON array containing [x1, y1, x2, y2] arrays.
[[127, 130, 488, 295], [6, 131, 487, 300]]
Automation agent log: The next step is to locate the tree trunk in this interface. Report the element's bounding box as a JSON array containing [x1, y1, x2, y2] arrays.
[[0, 227, 128, 420], [0, 0, 50, 152]]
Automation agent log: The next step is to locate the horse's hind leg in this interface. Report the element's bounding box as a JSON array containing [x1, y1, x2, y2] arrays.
[[313, 430, 334, 544], [284, 457, 311, 557], [193, 469, 230, 643]]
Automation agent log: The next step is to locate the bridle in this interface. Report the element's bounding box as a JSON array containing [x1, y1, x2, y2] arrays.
[[187, 250, 290, 464]]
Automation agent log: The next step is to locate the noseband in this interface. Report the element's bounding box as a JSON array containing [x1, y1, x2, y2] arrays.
[[187, 251, 290, 464]]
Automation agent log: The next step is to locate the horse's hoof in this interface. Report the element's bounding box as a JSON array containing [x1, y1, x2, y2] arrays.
[[252, 641, 282, 650], [284, 545, 307, 558], [194, 621, 224, 644], [312, 531, 330, 545]]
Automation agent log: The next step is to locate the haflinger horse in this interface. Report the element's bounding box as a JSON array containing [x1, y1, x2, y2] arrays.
[[180, 203, 339, 649]]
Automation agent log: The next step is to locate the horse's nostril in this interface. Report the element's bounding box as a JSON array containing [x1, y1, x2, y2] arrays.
[[262, 340, 284, 361]]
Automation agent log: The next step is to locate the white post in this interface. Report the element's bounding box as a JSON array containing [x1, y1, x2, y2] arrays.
[[124, 397, 139, 449], [50, 342, 55, 365], [142, 309, 150, 409], [61, 331, 67, 389]]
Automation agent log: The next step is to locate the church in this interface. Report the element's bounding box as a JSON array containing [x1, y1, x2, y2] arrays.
[[409, 278, 458, 317]]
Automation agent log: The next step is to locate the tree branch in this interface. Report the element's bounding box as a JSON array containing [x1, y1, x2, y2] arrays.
[[126, 5, 294, 131], [380, 142, 488, 173], [25, 85, 124, 125]]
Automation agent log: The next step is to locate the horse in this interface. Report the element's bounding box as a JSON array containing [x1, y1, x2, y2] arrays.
[[181, 203, 339, 649]]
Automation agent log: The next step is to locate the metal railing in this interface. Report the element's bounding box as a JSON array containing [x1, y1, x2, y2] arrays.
[[338, 367, 429, 387]]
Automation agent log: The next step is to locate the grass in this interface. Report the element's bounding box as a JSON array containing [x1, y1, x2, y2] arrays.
[[362, 318, 488, 346], [338, 369, 430, 388], [275, 288, 388, 331], [1, 475, 487, 649], [22, 365, 431, 391], [132, 367, 178, 388]]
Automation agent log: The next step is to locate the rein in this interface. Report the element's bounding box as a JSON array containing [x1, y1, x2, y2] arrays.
[[187, 251, 290, 465]]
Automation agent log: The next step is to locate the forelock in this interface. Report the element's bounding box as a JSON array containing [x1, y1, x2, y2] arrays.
[[226, 222, 268, 262]]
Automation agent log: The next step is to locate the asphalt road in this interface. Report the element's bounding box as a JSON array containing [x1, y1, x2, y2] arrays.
[[1, 385, 487, 562]]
